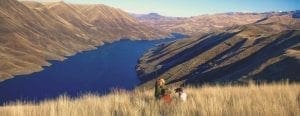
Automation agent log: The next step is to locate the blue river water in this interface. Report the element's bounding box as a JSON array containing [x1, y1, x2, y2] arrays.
[[0, 34, 186, 105]]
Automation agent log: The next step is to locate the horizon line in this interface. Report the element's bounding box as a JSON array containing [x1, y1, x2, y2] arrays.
[[19, 0, 299, 17]]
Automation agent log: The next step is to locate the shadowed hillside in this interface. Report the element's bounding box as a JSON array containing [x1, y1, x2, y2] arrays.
[[136, 13, 300, 88], [0, 0, 169, 81]]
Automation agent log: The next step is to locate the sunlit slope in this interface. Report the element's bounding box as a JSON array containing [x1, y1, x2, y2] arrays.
[[134, 12, 268, 35], [0, 83, 299, 116], [0, 0, 169, 81], [137, 14, 300, 88]]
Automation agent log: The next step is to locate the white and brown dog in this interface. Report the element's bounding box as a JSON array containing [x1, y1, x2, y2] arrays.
[[175, 87, 187, 102]]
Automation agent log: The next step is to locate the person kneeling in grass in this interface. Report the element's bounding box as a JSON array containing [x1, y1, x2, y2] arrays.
[[154, 78, 166, 100], [154, 78, 173, 104]]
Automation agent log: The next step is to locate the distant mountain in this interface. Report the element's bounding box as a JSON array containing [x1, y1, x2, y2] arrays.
[[136, 13, 300, 88], [133, 13, 180, 20], [133, 13, 161, 20], [132, 13, 189, 33], [134, 12, 299, 36], [0, 0, 169, 81]]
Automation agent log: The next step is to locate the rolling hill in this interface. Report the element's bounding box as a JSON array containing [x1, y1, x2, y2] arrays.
[[134, 12, 300, 37], [133, 12, 268, 36], [136, 13, 300, 88], [0, 0, 169, 81]]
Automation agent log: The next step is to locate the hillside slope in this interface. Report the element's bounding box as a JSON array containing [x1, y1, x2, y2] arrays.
[[134, 12, 267, 36], [0, 0, 169, 81], [0, 83, 299, 116], [136, 14, 300, 88], [135, 12, 300, 36]]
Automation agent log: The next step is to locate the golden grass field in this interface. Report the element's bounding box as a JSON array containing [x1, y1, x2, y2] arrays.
[[0, 82, 299, 116]]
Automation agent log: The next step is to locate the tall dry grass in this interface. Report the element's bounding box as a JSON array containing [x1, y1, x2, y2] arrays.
[[0, 83, 299, 116]]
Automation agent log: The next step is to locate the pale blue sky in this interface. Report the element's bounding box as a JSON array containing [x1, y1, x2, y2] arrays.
[[25, 0, 300, 17]]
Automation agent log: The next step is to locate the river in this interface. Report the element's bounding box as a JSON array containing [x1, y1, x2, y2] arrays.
[[0, 33, 186, 105]]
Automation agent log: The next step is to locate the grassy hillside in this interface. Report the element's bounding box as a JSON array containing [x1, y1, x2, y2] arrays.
[[0, 82, 299, 116], [136, 14, 300, 88]]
